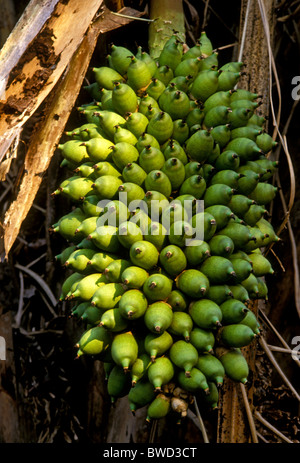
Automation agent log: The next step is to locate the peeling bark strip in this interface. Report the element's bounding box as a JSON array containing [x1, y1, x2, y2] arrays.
[[1, 6, 145, 259], [0, 0, 105, 165]]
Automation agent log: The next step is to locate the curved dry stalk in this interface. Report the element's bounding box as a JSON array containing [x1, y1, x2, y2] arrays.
[[14, 263, 57, 308], [239, 383, 259, 443], [254, 410, 294, 443], [193, 396, 209, 443]]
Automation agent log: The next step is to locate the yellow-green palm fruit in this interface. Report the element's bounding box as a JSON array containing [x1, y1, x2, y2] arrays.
[[126, 56, 152, 93], [256, 132, 279, 154], [241, 272, 261, 299], [69, 273, 107, 300], [228, 109, 253, 130], [204, 205, 235, 230], [248, 182, 277, 205], [84, 82, 105, 101], [146, 393, 171, 421], [51, 208, 87, 243], [138, 93, 160, 114], [210, 124, 231, 148], [118, 289, 148, 320], [205, 284, 233, 305], [203, 184, 235, 209], [197, 353, 225, 386], [168, 220, 193, 248], [190, 211, 216, 242], [136, 46, 157, 77], [144, 221, 168, 251], [228, 195, 255, 218], [165, 90, 191, 121], [185, 129, 215, 163], [74, 161, 97, 180], [107, 365, 132, 403], [148, 357, 174, 392], [129, 206, 152, 234], [172, 119, 189, 145], [208, 234, 234, 258], [201, 163, 216, 183], [71, 301, 91, 318], [59, 272, 83, 301], [163, 139, 188, 165], [110, 142, 140, 170], [76, 325, 112, 357], [74, 216, 99, 238], [111, 331, 139, 372], [236, 169, 261, 196], [200, 256, 236, 284], [188, 299, 222, 329], [255, 217, 280, 244], [190, 327, 215, 353], [170, 75, 193, 93], [216, 347, 249, 383], [138, 145, 165, 174], [81, 195, 104, 217], [144, 331, 173, 363], [202, 90, 231, 114], [170, 340, 198, 377], [128, 379, 156, 414], [229, 257, 253, 283], [81, 304, 106, 325], [58, 139, 90, 165], [159, 244, 187, 277], [103, 361, 114, 380], [144, 301, 173, 334], [101, 200, 130, 228], [91, 175, 123, 200], [109, 44, 132, 75], [248, 252, 274, 277], [135, 132, 161, 154], [118, 182, 145, 204], [228, 284, 250, 303], [230, 250, 252, 262], [181, 40, 202, 60], [254, 157, 279, 181], [179, 175, 206, 200], [113, 125, 138, 145], [198, 31, 213, 55], [125, 112, 149, 138], [161, 200, 189, 229], [243, 204, 267, 227], [225, 137, 262, 162], [190, 69, 220, 101], [88, 225, 121, 253], [158, 36, 183, 70], [131, 353, 152, 385], [177, 367, 209, 394], [219, 298, 249, 324], [91, 282, 125, 310], [230, 99, 260, 114], [216, 222, 254, 250], [210, 170, 241, 190], [142, 273, 173, 302], [185, 106, 205, 129], [217, 70, 241, 91], [184, 239, 210, 266], [117, 221, 144, 250], [176, 269, 210, 299], [93, 110, 127, 140], [92, 66, 125, 90], [104, 259, 131, 283], [80, 137, 114, 163], [230, 126, 262, 141], [121, 266, 149, 289], [55, 245, 77, 266], [168, 312, 194, 342], [153, 64, 174, 86], [184, 161, 202, 179], [53, 176, 94, 202], [256, 276, 268, 300], [99, 308, 129, 332], [174, 57, 202, 82], [247, 113, 266, 128], [63, 248, 95, 272], [146, 111, 174, 145], [85, 252, 116, 273], [129, 240, 159, 270], [214, 150, 240, 171], [239, 309, 260, 335], [144, 170, 172, 198], [199, 380, 219, 410], [201, 51, 219, 70], [218, 323, 256, 348], [242, 227, 269, 252], [146, 77, 166, 101], [203, 105, 231, 129], [60, 158, 79, 171]]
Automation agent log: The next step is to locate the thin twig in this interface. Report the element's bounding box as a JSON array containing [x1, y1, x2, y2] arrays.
[[15, 270, 24, 327], [256, 431, 270, 443], [239, 383, 259, 443], [202, 0, 210, 30], [111, 11, 154, 22], [268, 344, 300, 356], [193, 396, 209, 443], [14, 263, 57, 307], [26, 252, 47, 270], [254, 411, 294, 443]]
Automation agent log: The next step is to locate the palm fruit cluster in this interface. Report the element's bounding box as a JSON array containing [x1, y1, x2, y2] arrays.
[[51, 31, 279, 423]]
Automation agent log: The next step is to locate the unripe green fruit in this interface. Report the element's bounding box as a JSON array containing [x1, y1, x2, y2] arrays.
[[248, 252, 274, 276], [214, 150, 240, 171], [101, 200, 130, 227], [190, 69, 219, 101], [125, 112, 149, 138], [177, 367, 209, 394], [51, 207, 87, 243], [146, 111, 174, 145], [144, 331, 173, 362], [227, 107, 252, 128], [85, 252, 116, 273], [91, 282, 125, 310], [77, 325, 112, 357], [117, 221, 144, 249], [159, 244, 187, 277], [229, 257, 253, 283], [99, 308, 129, 332], [179, 175, 206, 199], [255, 132, 277, 153], [167, 289, 189, 312], [68, 272, 107, 300], [81, 195, 104, 217], [118, 289, 148, 320], [59, 272, 83, 301], [163, 139, 188, 165], [236, 169, 261, 196], [74, 216, 99, 237], [153, 64, 174, 86], [203, 183, 234, 207], [239, 309, 260, 335], [88, 225, 121, 253], [200, 256, 236, 284], [184, 161, 203, 179], [170, 340, 198, 377], [74, 161, 97, 180], [163, 89, 191, 121], [58, 140, 90, 165], [143, 273, 173, 302], [111, 331, 139, 371], [129, 206, 152, 234], [174, 56, 202, 79], [210, 169, 241, 189], [204, 205, 234, 230], [188, 299, 222, 330], [218, 324, 256, 348], [129, 240, 159, 270], [189, 327, 215, 353], [107, 365, 132, 403], [146, 78, 166, 101], [185, 107, 205, 128], [138, 145, 165, 173], [71, 301, 92, 319], [144, 221, 168, 251], [126, 56, 152, 93], [176, 269, 210, 299], [183, 238, 209, 267], [128, 379, 156, 414], [210, 124, 231, 147], [109, 44, 132, 75], [147, 357, 175, 391], [55, 245, 77, 266], [64, 248, 95, 272], [110, 142, 140, 170], [136, 46, 157, 76], [217, 222, 254, 249], [254, 157, 279, 181], [170, 75, 194, 93], [53, 175, 94, 202], [203, 105, 231, 128], [217, 70, 241, 91], [113, 125, 138, 145], [208, 234, 235, 258], [248, 182, 277, 205], [219, 298, 248, 324], [190, 211, 217, 241], [161, 157, 186, 191], [121, 265, 149, 289], [112, 81, 138, 117], [122, 162, 147, 187], [92, 175, 123, 199], [81, 137, 114, 163], [185, 129, 215, 163], [118, 182, 145, 204], [230, 126, 261, 141], [203, 91, 231, 113], [196, 353, 225, 386], [93, 66, 124, 90], [130, 353, 152, 386], [158, 36, 183, 70], [146, 393, 171, 421], [144, 301, 173, 334], [145, 170, 172, 198], [168, 220, 194, 248], [225, 137, 262, 162], [216, 347, 249, 383], [168, 311, 193, 341], [228, 284, 250, 303], [205, 284, 233, 305], [103, 259, 131, 283]]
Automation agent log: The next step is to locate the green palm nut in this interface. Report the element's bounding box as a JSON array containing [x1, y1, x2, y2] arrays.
[[185, 129, 215, 163], [99, 308, 129, 332], [170, 340, 199, 377], [125, 112, 149, 138], [81, 304, 106, 326], [170, 75, 194, 93], [216, 347, 249, 383], [228, 194, 255, 217], [51, 208, 87, 243], [85, 252, 116, 273], [55, 245, 77, 266], [184, 161, 202, 179], [113, 125, 138, 145], [230, 99, 259, 113], [92, 162, 122, 179], [145, 170, 172, 198], [176, 269, 210, 299], [144, 331, 173, 362], [53, 176, 94, 202], [203, 90, 231, 113], [161, 158, 186, 191], [208, 234, 235, 258], [80, 137, 114, 163], [110, 142, 140, 170], [148, 356, 175, 392], [63, 248, 95, 272], [71, 301, 92, 319], [256, 276, 268, 300], [191, 211, 216, 242], [159, 245, 187, 277], [190, 69, 220, 101], [227, 107, 252, 128], [228, 284, 250, 303], [189, 327, 215, 353], [121, 266, 149, 289], [144, 221, 168, 251], [217, 70, 241, 91], [91, 282, 125, 310], [248, 252, 274, 277], [129, 206, 152, 234], [225, 138, 262, 162], [127, 56, 152, 93], [138, 145, 165, 174], [169, 220, 194, 248], [236, 169, 261, 196], [214, 150, 240, 171], [153, 64, 174, 86], [118, 289, 148, 320], [254, 157, 279, 181], [135, 133, 161, 154], [146, 78, 166, 101], [68, 273, 106, 300], [109, 44, 133, 75], [93, 66, 124, 90], [138, 94, 160, 117], [200, 381, 219, 410], [107, 365, 132, 403], [179, 175, 206, 199], [129, 240, 159, 270], [201, 51, 219, 70], [185, 107, 205, 128], [164, 90, 191, 121], [111, 82, 138, 117], [163, 139, 188, 165], [136, 46, 157, 76], [146, 393, 171, 422], [167, 289, 189, 312], [92, 175, 123, 200], [177, 367, 209, 394], [255, 217, 280, 244], [158, 36, 183, 71], [203, 105, 231, 128], [76, 325, 112, 357], [210, 124, 231, 148], [203, 183, 235, 207], [74, 161, 97, 180], [117, 221, 144, 249], [197, 353, 225, 386], [239, 309, 260, 335], [200, 256, 236, 284], [88, 225, 121, 253], [218, 324, 256, 348], [210, 170, 241, 189], [174, 57, 202, 80], [131, 353, 152, 386], [168, 312, 194, 341], [183, 239, 210, 266], [146, 111, 174, 145], [59, 272, 83, 301], [219, 298, 249, 324], [205, 284, 233, 305], [58, 139, 90, 165], [204, 205, 235, 231], [229, 257, 253, 283], [111, 331, 139, 372], [243, 204, 267, 226], [104, 259, 131, 283], [230, 126, 262, 141], [74, 216, 99, 237], [255, 132, 278, 153], [101, 200, 130, 227], [128, 379, 156, 414], [118, 182, 145, 204], [217, 222, 254, 249], [190, 299, 224, 330], [248, 182, 277, 205], [144, 301, 173, 334]]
